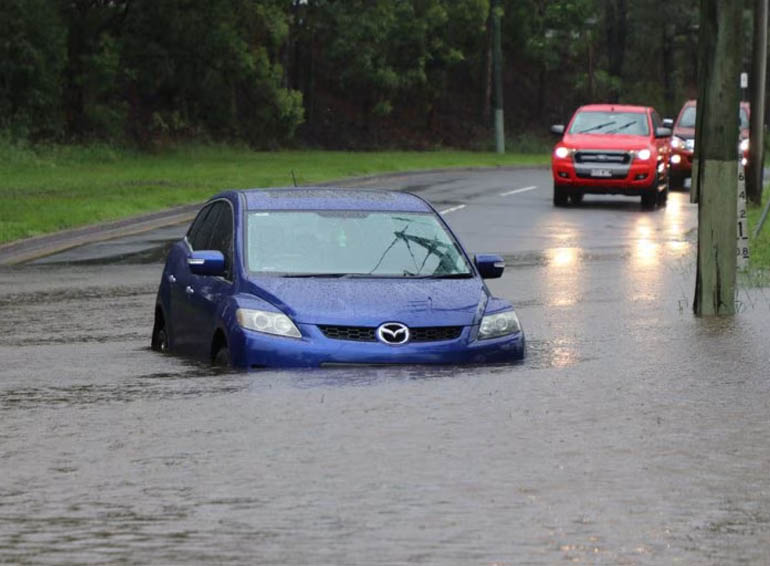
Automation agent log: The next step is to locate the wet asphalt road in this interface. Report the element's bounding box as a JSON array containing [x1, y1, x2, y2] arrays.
[[2, 168, 770, 565]]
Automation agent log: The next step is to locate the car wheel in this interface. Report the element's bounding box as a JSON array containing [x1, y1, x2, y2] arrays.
[[641, 183, 658, 210], [553, 184, 568, 207], [151, 317, 169, 353], [213, 345, 231, 367], [569, 191, 584, 205]]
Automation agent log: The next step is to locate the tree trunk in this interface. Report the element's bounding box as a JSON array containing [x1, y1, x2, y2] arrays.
[[693, 0, 743, 316], [604, 0, 627, 100]]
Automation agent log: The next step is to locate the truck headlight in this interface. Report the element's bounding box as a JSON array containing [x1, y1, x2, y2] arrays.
[[636, 148, 651, 160], [554, 147, 572, 159], [478, 310, 521, 340], [740, 138, 749, 152], [236, 308, 301, 338]]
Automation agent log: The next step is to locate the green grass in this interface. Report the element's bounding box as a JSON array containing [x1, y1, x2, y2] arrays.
[[0, 142, 548, 244], [748, 202, 770, 274]]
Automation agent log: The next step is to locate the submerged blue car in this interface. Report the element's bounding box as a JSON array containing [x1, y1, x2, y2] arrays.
[[151, 188, 525, 368]]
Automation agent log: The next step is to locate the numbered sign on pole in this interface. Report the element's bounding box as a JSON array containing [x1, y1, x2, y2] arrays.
[[737, 163, 750, 270]]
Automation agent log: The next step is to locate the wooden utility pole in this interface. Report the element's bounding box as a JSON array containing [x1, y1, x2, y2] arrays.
[[492, 0, 504, 153], [748, 0, 768, 206], [693, 0, 743, 316]]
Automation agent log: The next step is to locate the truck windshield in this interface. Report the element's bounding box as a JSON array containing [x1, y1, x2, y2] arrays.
[[569, 111, 650, 136]]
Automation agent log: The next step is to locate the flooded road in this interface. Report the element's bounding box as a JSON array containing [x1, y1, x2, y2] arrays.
[[2, 170, 770, 564]]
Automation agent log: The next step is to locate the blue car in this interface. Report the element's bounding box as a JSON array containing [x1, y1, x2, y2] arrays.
[[151, 188, 525, 368]]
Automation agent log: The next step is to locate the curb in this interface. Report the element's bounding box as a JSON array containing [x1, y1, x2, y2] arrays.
[[0, 204, 201, 266]]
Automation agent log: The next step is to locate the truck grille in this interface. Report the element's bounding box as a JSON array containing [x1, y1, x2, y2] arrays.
[[574, 150, 631, 164]]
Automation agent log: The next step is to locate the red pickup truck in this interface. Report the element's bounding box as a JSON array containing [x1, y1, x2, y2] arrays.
[[550, 104, 672, 209]]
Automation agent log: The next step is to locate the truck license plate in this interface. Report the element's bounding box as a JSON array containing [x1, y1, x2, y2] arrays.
[[590, 169, 612, 177]]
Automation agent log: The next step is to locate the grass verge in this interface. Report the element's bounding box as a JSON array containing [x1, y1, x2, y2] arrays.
[[748, 203, 770, 275], [0, 143, 548, 245]]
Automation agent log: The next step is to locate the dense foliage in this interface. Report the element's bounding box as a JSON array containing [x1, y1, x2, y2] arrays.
[[0, 0, 728, 149]]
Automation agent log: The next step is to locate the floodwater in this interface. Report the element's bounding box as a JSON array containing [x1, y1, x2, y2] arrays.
[[2, 182, 770, 564]]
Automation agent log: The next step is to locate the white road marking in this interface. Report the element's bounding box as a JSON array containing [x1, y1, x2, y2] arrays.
[[439, 204, 466, 215], [500, 185, 537, 197]]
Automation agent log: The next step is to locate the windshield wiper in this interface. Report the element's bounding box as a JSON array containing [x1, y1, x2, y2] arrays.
[[609, 120, 638, 133], [282, 272, 366, 278], [577, 121, 616, 134], [402, 271, 473, 279]]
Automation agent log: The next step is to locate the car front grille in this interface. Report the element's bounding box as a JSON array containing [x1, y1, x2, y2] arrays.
[[318, 325, 463, 343], [574, 150, 631, 164], [318, 325, 376, 342]]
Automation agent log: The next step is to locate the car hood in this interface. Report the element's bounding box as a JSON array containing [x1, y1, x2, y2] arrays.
[[673, 126, 694, 140], [562, 133, 651, 150], [241, 276, 488, 327]]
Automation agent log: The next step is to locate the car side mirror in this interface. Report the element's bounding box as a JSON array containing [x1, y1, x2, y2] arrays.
[[550, 124, 565, 135], [655, 127, 672, 138], [188, 250, 226, 276], [475, 254, 505, 279], [662, 118, 674, 128]]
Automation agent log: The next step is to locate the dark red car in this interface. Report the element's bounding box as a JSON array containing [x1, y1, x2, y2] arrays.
[[669, 99, 750, 188], [550, 104, 672, 208]]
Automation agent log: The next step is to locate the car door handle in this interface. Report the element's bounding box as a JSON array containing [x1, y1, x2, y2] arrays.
[[185, 286, 194, 295], [168, 274, 176, 284]]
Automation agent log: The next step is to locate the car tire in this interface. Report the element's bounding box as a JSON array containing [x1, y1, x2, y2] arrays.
[[641, 183, 658, 210], [151, 318, 169, 353], [657, 179, 669, 207], [553, 184, 568, 207], [569, 191, 584, 205], [213, 345, 231, 367]]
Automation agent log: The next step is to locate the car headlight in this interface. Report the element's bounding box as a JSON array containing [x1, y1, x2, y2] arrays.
[[636, 148, 652, 160], [670, 136, 685, 149], [554, 146, 572, 159], [740, 138, 749, 152], [236, 308, 301, 338], [478, 310, 521, 340]]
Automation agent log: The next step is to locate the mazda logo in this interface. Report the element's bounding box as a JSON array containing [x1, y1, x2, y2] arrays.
[[376, 322, 410, 345]]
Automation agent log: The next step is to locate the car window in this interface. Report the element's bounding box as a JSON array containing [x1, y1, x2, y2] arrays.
[[190, 203, 222, 251], [651, 111, 661, 130], [678, 105, 749, 129], [208, 202, 234, 279], [187, 204, 214, 248], [740, 107, 749, 129], [677, 106, 697, 128], [568, 111, 650, 136]]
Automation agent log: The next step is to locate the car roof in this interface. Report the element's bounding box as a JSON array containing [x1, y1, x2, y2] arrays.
[[239, 187, 433, 212], [577, 104, 650, 113]]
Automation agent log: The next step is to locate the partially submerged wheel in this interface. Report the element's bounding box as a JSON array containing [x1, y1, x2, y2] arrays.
[[151, 312, 169, 352], [213, 346, 230, 367], [569, 191, 584, 205]]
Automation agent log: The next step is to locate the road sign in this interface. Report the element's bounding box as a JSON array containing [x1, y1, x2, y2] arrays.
[[741, 72, 749, 89]]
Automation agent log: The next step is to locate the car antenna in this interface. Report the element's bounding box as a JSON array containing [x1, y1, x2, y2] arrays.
[[291, 170, 298, 187]]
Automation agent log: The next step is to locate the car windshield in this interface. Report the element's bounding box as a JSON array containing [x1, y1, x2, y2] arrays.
[[740, 107, 749, 129], [678, 105, 748, 129], [246, 210, 472, 277], [678, 106, 696, 128], [568, 111, 649, 135]]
